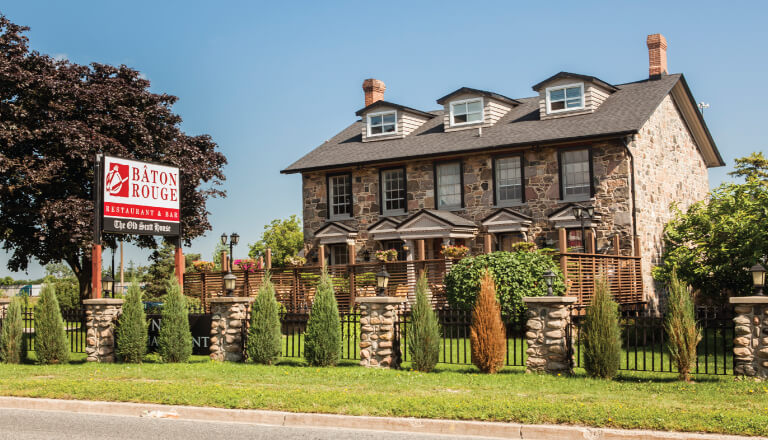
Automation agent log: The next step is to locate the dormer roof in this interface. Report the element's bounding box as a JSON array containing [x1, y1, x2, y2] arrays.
[[354, 100, 434, 118], [532, 72, 618, 93], [436, 87, 521, 106]]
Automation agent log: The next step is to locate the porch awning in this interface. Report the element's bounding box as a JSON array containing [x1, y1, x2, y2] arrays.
[[548, 204, 602, 229], [367, 218, 401, 241], [481, 208, 532, 233], [395, 209, 478, 240], [314, 221, 358, 245]]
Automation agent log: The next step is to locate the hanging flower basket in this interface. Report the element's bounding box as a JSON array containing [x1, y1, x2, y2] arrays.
[[441, 245, 469, 259], [284, 255, 306, 267], [375, 249, 398, 262]]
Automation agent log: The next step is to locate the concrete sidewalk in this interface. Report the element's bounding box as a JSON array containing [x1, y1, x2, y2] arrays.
[[0, 396, 761, 440]]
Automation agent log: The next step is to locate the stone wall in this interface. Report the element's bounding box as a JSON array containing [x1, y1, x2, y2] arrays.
[[301, 141, 633, 260], [629, 95, 710, 307], [730, 297, 768, 378], [522, 296, 576, 374], [356, 297, 404, 368], [84, 299, 123, 363], [209, 297, 252, 362]]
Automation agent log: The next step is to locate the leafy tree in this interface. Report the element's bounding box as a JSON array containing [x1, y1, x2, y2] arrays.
[[408, 274, 440, 372], [246, 274, 282, 364], [45, 263, 74, 279], [304, 270, 341, 366], [157, 278, 192, 363], [665, 271, 701, 382], [212, 242, 228, 271], [144, 241, 200, 298], [445, 250, 565, 322], [34, 283, 69, 364], [470, 269, 506, 374], [581, 278, 621, 379], [248, 215, 304, 266], [729, 151, 768, 181], [0, 297, 24, 363], [0, 15, 226, 301], [50, 277, 80, 315], [116, 280, 148, 363]]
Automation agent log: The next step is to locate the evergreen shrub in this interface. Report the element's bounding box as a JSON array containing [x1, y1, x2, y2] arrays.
[[665, 270, 701, 382], [247, 273, 282, 364], [304, 270, 341, 366], [470, 269, 506, 374], [116, 280, 148, 363], [0, 297, 24, 364], [445, 251, 565, 322], [35, 283, 69, 364], [408, 274, 440, 372], [157, 278, 192, 363], [581, 278, 621, 379]]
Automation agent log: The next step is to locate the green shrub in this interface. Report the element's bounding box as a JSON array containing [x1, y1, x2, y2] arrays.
[[52, 277, 80, 315], [157, 278, 192, 363], [665, 270, 701, 382], [445, 250, 565, 322], [0, 297, 24, 363], [246, 274, 282, 365], [470, 269, 507, 374], [581, 278, 621, 379], [408, 274, 440, 372], [116, 280, 148, 363], [304, 270, 341, 366], [34, 283, 69, 364]]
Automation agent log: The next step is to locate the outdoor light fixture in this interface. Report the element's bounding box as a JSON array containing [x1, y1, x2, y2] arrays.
[[750, 262, 766, 296], [231, 232, 240, 246], [542, 269, 556, 296], [376, 267, 390, 297], [571, 204, 595, 253], [223, 272, 237, 297], [220, 232, 240, 272], [102, 274, 114, 298], [220, 233, 228, 245]]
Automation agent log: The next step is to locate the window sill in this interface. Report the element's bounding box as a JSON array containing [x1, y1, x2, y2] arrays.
[[329, 216, 353, 222], [494, 201, 526, 209], [381, 211, 407, 218], [560, 197, 594, 204]]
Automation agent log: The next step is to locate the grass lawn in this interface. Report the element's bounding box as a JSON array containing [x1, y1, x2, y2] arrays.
[[0, 355, 766, 436]]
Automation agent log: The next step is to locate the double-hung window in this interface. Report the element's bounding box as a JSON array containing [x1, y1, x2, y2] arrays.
[[329, 244, 349, 266], [559, 148, 591, 200], [494, 156, 523, 205], [546, 84, 584, 113], [367, 111, 397, 136], [381, 168, 406, 215], [435, 162, 462, 210], [328, 174, 352, 219], [450, 98, 483, 126]]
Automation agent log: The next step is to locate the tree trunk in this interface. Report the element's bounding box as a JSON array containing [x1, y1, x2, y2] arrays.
[[66, 252, 92, 302]]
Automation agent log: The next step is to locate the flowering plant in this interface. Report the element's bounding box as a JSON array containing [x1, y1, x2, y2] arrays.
[[375, 249, 398, 262], [191, 260, 214, 272], [234, 258, 257, 273], [284, 255, 306, 266], [441, 245, 469, 259]]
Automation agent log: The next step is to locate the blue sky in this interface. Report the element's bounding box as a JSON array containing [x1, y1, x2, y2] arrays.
[[1, 1, 766, 278]]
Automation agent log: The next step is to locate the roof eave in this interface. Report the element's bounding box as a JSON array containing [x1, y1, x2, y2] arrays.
[[672, 74, 725, 167]]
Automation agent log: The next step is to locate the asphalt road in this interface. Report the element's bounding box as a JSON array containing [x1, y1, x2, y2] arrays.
[[0, 408, 502, 440]]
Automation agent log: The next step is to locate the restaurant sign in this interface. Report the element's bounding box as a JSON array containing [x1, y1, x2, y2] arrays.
[[101, 156, 180, 236]]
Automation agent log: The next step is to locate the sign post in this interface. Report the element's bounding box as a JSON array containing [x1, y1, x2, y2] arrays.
[[92, 155, 183, 298]]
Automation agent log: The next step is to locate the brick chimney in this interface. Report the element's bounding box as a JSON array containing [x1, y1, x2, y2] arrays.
[[362, 78, 386, 107], [646, 33, 668, 79]]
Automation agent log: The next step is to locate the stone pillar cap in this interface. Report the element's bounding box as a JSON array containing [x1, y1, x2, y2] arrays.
[[729, 296, 768, 304], [522, 296, 578, 304], [355, 297, 407, 304], [0, 297, 11, 304], [208, 297, 254, 303], [83, 298, 125, 305]]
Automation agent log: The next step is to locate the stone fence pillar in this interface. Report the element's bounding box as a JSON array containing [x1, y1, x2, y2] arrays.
[[0, 298, 10, 319], [209, 297, 253, 362], [729, 296, 768, 377], [355, 297, 405, 368], [84, 298, 124, 363], [522, 296, 577, 374]]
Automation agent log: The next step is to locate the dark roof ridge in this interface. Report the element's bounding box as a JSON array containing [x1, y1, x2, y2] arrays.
[[532, 72, 618, 92], [436, 87, 522, 106], [354, 100, 434, 118]]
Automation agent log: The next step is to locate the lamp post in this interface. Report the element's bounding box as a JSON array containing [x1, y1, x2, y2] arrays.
[[102, 274, 114, 299], [571, 205, 595, 253], [542, 269, 556, 296], [376, 266, 390, 297], [220, 233, 240, 297], [750, 262, 766, 296]]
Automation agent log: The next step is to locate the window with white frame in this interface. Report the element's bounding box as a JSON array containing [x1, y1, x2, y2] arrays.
[[546, 84, 584, 113], [381, 168, 406, 215], [450, 98, 483, 126], [329, 244, 349, 265], [560, 149, 591, 200], [367, 111, 397, 136], [328, 174, 352, 219], [436, 162, 462, 210], [495, 156, 523, 205]]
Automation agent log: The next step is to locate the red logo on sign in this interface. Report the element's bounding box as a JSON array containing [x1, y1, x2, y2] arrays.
[[105, 163, 129, 197]]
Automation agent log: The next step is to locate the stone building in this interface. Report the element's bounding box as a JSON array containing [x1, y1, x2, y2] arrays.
[[281, 34, 723, 304]]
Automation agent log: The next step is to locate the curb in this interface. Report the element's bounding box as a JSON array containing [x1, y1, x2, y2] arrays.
[[0, 396, 762, 440]]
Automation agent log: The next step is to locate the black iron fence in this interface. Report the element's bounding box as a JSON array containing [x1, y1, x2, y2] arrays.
[[0, 306, 89, 354]]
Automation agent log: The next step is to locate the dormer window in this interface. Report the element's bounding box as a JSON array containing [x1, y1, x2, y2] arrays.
[[546, 83, 584, 113], [367, 111, 397, 136], [450, 98, 483, 126]]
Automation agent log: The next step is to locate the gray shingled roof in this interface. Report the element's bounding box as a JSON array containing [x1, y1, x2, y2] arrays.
[[282, 75, 682, 174]]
